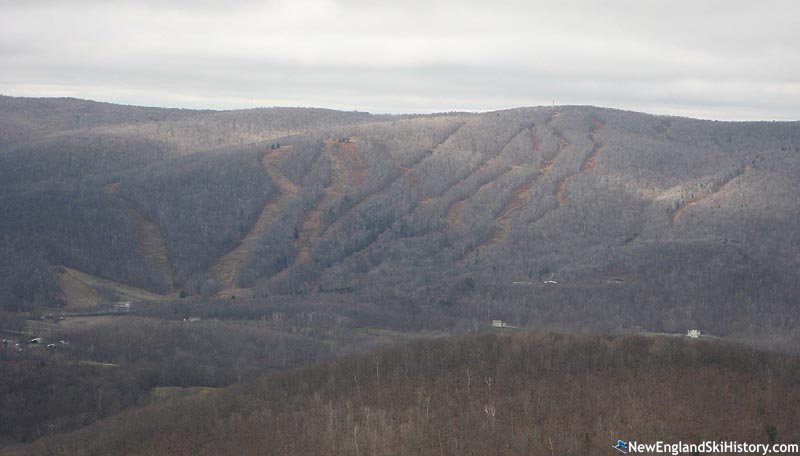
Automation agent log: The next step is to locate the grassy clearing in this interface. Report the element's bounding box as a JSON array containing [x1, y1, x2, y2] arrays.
[[480, 325, 526, 334], [78, 360, 120, 368], [24, 319, 65, 337], [57, 270, 103, 308], [640, 331, 684, 337], [352, 327, 406, 337], [57, 266, 175, 307], [148, 386, 217, 403]]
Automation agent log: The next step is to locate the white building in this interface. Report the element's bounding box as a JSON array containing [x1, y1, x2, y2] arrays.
[[491, 320, 517, 329], [687, 329, 701, 338]]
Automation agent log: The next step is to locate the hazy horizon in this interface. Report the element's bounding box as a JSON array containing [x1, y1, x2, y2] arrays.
[[2, 0, 798, 121], [6, 93, 800, 123]]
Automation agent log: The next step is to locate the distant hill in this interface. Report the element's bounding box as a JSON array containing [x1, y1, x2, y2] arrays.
[[9, 332, 800, 455], [1, 96, 799, 351]]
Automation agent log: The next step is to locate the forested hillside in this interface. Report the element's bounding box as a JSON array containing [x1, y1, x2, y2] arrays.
[[9, 332, 800, 455], [1, 96, 799, 352]]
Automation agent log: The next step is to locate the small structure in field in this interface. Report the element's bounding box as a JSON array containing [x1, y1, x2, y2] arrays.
[[543, 280, 558, 284], [491, 320, 517, 329], [687, 329, 701, 338], [113, 302, 132, 313]]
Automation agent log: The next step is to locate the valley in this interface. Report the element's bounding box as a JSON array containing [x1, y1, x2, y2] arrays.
[[1, 96, 799, 452]]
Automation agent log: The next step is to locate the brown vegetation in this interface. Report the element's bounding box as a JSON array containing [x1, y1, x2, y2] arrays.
[[3, 97, 800, 453], [554, 120, 604, 207], [331, 137, 367, 188], [208, 147, 299, 289], [554, 176, 570, 207], [460, 181, 533, 263], [2, 97, 800, 356], [293, 144, 349, 266], [579, 137, 603, 173], [56, 267, 167, 307], [538, 158, 554, 174], [102, 182, 173, 291], [670, 166, 749, 223], [446, 199, 467, 229], [10, 333, 800, 455], [128, 210, 174, 291]]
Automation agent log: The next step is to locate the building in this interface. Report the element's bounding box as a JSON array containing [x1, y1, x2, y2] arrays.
[[687, 329, 701, 338], [491, 320, 517, 329]]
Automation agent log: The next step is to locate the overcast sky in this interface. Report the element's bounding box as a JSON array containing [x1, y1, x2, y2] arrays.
[[1, 0, 798, 120]]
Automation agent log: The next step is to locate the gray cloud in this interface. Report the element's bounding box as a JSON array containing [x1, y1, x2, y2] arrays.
[[1, 0, 798, 119]]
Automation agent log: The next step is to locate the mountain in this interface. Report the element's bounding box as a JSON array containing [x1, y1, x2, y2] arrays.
[[8, 332, 800, 455], [1, 96, 799, 352]]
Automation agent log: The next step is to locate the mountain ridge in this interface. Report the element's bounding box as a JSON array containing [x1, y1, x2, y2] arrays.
[[7, 94, 800, 123], [1, 96, 799, 353]]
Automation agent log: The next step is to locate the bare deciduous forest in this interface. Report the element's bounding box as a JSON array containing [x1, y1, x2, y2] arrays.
[[8, 333, 800, 455], [1, 96, 799, 452]]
